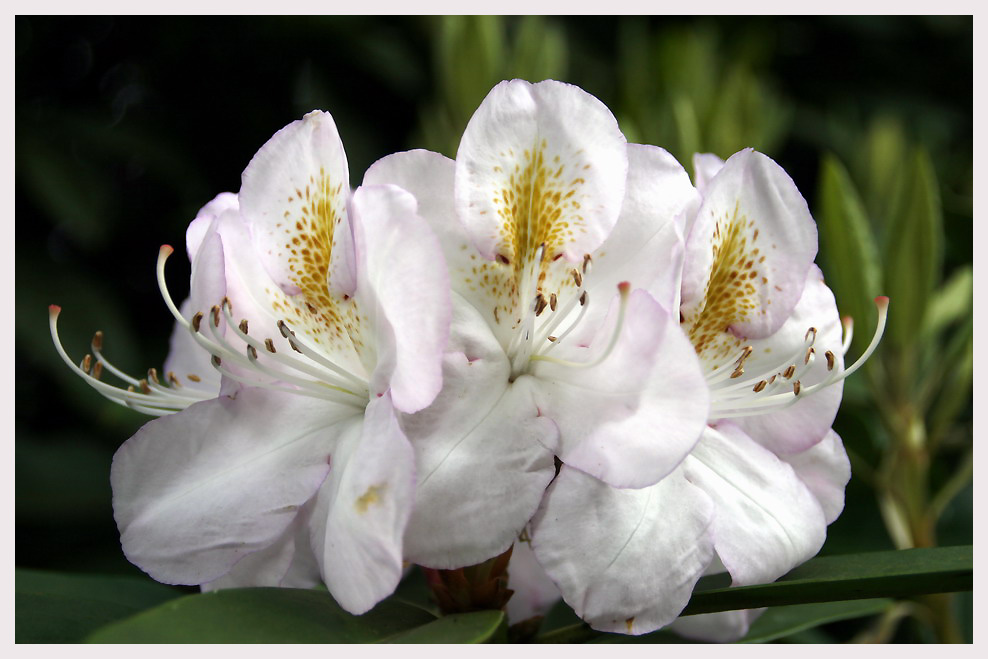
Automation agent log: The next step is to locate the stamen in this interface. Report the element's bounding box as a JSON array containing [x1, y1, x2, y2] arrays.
[[265, 338, 277, 353], [187, 374, 202, 383], [534, 294, 548, 317], [530, 282, 630, 370], [81, 354, 92, 373], [793, 380, 801, 395], [211, 305, 221, 328], [783, 365, 796, 379], [192, 312, 203, 332], [841, 317, 854, 354], [239, 319, 249, 334], [92, 331, 104, 351], [148, 368, 160, 384], [753, 380, 767, 393], [549, 293, 557, 311], [825, 350, 835, 371], [572, 270, 583, 288], [580, 291, 588, 306], [92, 361, 103, 380]]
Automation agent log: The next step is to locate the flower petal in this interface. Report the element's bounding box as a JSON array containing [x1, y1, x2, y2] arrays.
[[504, 539, 561, 624], [669, 609, 764, 643], [779, 429, 850, 525], [455, 79, 627, 265], [313, 393, 416, 614], [691, 152, 725, 194], [111, 387, 356, 586], [239, 110, 355, 299], [682, 422, 827, 586], [681, 149, 818, 364], [531, 289, 709, 488], [530, 465, 714, 635], [401, 297, 556, 568], [350, 184, 451, 413]]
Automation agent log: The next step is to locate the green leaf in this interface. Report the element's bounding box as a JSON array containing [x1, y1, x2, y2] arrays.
[[815, 153, 883, 359], [883, 147, 944, 354], [86, 587, 437, 643], [920, 265, 972, 342], [738, 598, 892, 643], [682, 546, 971, 616], [381, 610, 505, 643], [15, 569, 185, 643]]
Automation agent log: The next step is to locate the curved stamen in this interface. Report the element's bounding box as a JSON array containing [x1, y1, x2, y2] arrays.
[[530, 282, 630, 370]]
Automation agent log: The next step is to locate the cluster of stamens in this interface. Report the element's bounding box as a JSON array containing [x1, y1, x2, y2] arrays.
[[506, 245, 630, 379], [49, 245, 371, 417], [706, 296, 889, 419]]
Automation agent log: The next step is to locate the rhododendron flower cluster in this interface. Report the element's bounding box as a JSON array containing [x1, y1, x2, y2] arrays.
[[51, 78, 886, 641]]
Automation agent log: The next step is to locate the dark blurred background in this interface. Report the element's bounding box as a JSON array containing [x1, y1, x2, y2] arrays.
[[16, 16, 972, 642]]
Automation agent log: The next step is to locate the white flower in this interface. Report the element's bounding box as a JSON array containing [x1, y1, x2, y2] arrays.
[[50, 110, 451, 614], [364, 79, 711, 570]]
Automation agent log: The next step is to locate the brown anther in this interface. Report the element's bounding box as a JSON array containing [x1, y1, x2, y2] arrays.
[[783, 365, 796, 379], [247, 344, 258, 360], [239, 319, 249, 334], [192, 311, 204, 332], [825, 350, 835, 371], [187, 374, 202, 383], [278, 320, 290, 337], [496, 254, 510, 265], [793, 380, 802, 395], [753, 380, 767, 393], [139, 379, 151, 394], [148, 368, 160, 384], [804, 327, 817, 342], [167, 371, 180, 386], [736, 346, 753, 366], [92, 362, 103, 381], [730, 368, 744, 379], [265, 338, 277, 353], [211, 305, 221, 327], [211, 355, 222, 367], [804, 347, 815, 365], [548, 335, 558, 342], [127, 385, 136, 393], [289, 340, 303, 354], [579, 291, 588, 306], [549, 293, 557, 311], [582, 254, 592, 273], [572, 270, 583, 288], [221, 296, 232, 313], [534, 294, 548, 317], [769, 374, 777, 384], [81, 354, 93, 373], [91, 330, 104, 351]]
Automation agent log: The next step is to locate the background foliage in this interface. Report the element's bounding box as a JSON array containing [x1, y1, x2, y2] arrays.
[[16, 15, 972, 643]]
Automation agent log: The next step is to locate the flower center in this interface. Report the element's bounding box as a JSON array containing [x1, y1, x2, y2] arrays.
[[506, 244, 630, 380], [705, 296, 889, 419]]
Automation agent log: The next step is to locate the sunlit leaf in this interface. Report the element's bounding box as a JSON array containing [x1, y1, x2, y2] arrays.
[[738, 598, 892, 643], [380, 610, 505, 643]]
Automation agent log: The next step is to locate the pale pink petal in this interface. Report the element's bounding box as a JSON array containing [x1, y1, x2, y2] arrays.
[[185, 192, 239, 261], [454, 79, 627, 264], [531, 290, 709, 488], [681, 149, 818, 358], [724, 267, 845, 453], [670, 609, 764, 643], [691, 152, 725, 193], [111, 388, 359, 586], [401, 298, 556, 568], [530, 465, 714, 635], [239, 110, 355, 298], [780, 429, 850, 525], [313, 394, 416, 614], [682, 423, 827, 586], [350, 184, 451, 413], [504, 539, 561, 624]]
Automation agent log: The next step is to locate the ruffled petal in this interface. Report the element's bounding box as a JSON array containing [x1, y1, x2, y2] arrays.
[[239, 110, 355, 299], [350, 184, 451, 413], [111, 387, 357, 586], [530, 465, 714, 635], [682, 423, 827, 586], [454, 79, 627, 264], [779, 429, 850, 525], [681, 149, 818, 364], [722, 266, 845, 453], [531, 290, 709, 488], [669, 609, 764, 643], [401, 297, 556, 568], [313, 393, 416, 614], [691, 152, 725, 194]]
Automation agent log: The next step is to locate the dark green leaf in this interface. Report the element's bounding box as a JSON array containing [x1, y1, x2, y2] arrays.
[[381, 610, 505, 643], [15, 569, 184, 643], [86, 587, 436, 643], [682, 546, 971, 616], [815, 153, 883, 359], [739, 598, 892, 643]]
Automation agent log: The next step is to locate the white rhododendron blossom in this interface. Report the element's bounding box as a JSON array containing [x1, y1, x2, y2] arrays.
[[50, 110, 451, 614], [524, 149, 887, 638], [365, 79, 710, 570]]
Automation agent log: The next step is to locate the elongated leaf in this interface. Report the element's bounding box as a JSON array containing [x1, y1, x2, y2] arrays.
[[15, 569, 185, 643], [883, 147, 944, 354], [683, 546, 971, 616], [86, 587, 436, 643], [815, 153, 883, 358], [381, 610, 505, 643], [738, 598, 892, 643]]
